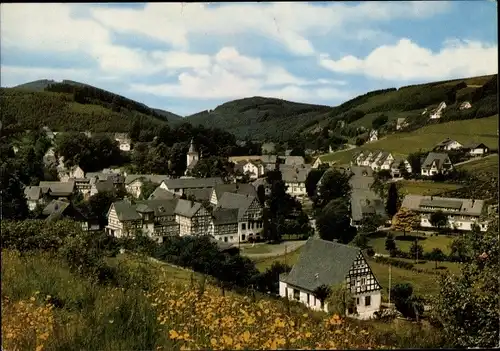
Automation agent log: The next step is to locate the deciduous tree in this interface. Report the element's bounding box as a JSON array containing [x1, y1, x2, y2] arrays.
[[392, 207, 420, 236]]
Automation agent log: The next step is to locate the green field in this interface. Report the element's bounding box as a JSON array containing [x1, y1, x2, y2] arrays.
[[320, 115, 499, 163], [457, 154, 499, 177], [398, 180, 463, 196], [367, 232, 455, 255]]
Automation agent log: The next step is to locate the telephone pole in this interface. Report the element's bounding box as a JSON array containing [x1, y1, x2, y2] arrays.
[[388, 264, 392, 308]]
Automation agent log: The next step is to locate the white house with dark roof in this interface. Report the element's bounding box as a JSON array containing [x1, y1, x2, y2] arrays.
[[390, 156, 413, 178], [38, 181, 76, 200], [401, 195, 488, 231], [368, 129, 378, 142], [242, 160, 265, 179], [281, 165, 311, 199], [24, 186, 45, 211], [115, 133, 131, 152], [396, 118, 408, 131], [433, 138, 463, 151], [464, 142, 489, 156], [159, 177, 224, 197], [209, 183, 258, 207], [210, 208, 240, 243], [459, 101, 472, 110], [421, 152, 454, 176], [125, 174, 170, 198], [279, 238, 382, 319], [429, 102, 447, 119], [216, 192, 264, 243]]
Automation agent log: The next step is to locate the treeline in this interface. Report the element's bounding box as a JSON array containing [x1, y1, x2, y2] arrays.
[[45, 82, 165, 121], [0, 88, 166, 133]]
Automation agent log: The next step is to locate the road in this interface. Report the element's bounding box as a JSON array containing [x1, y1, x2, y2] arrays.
[[454, 153, 497, 167], [239, 240, 307, 259]]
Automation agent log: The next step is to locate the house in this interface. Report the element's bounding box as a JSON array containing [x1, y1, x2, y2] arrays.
[[251, 178, 271, 197], [370, 152, 394, 171], [125, 174, 170, 198], [24, 186, 45, 211], [279, 238, 382, 319], [89, 179, 115, 197], [242, 160, 265, 179], [433, 138, 463, 151], [40, 199, 99, 231], [401, 195, 489, 232], [115, 133, 131, 152], [281, 165, 310, 199], [390, 157, 412, 178], [261, 142, 276, 154], [160, 177, 224, 197], [312, 157, 336, 169], [211, 208, 240, 244], [148, 187, 178, 200], [350, 191, 386, 227], [59, 165, 85, 182], [106, 198, 212, 242], [185, 139, 200, 175], [283, 156, 305, 166], [368, 130, 378, 142], [464, 142, 489, 156], [459, 101, 472, 110], [210, 183, 258, 207], [421, 152, 454, 176], [38, 181, 76, 200], [216, 192, 264, 243], [396, 118, 408, 131], [228, 155, 278, 169], [429, 102, 447, 119]]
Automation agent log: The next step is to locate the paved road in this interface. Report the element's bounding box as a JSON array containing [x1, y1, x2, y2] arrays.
[[239, 240, 307, 259], [454, 153, 497, 167]]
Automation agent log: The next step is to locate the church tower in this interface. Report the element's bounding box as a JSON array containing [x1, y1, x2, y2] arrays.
[[186, 138, 199, 169]]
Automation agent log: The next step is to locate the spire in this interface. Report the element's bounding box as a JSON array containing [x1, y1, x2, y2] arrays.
[[188, 138, 197, 154]]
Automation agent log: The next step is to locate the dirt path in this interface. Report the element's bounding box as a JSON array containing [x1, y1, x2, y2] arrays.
[[454, 154, 496, 167], [239, 240, 307, 259]]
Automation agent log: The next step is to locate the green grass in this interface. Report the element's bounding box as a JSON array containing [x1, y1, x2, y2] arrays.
[[239, 244, 273, 255], [457, 154, 499, 177], [253, 248, 303, 271], [368, 232, 455, 255], [398, 180, 463, 196], [320, 115, 498, 163]]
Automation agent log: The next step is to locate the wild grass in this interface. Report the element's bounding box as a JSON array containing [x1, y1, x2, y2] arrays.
[[397, 180, 463, 196]]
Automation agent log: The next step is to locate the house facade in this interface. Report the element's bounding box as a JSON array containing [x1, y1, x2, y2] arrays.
[[465, 143, 489, 156], [433, 138, 463, 151], [279, 238, 382, 319], [368, 130, 378, 142], [242, 160, 265, 179], [115, 133, 131, 152], [421, 152, 454, 176], [401, 195, 488, 232], [281, 165, 310, 199], [429, 102, 447, 119], [125, 174, 170, 198]]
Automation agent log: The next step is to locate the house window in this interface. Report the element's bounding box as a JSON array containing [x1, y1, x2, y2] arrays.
[[356, 297, 360, 305], [365, 296, 371, 307], [307, 293, 310, 304], [241, 234, 246, 241], [293, 289, 300, 301], [230, 236, 234, 240], [361, 278, 366, 286], [224, 237, 228, 242], [242, 223, 246, 230]]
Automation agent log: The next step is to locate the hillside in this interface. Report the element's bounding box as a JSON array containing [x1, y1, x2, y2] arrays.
[[185, 96, 333, 141], [1, 80, 182, 132], [320, 115, 499, 164], [152, 108, 185, 126], [184, 74, 496, 141]]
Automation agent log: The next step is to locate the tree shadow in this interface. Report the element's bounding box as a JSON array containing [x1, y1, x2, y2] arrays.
[[395, 235, 427, 242]]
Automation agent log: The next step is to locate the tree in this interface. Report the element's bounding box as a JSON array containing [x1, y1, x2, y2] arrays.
[[313, 284, 332, 311], [385, 233, 397, 255], [305, 168, 327, 199], [352, 233, 369, 249], [358, 213, 385, 235], [429, 211, 448, 231], [190, 156, 233, 180], [372, 114, 389, 129], [432, 221, 499, 348], [0, 161, 30, 220], [87, 191, 119, 228], [315, 169, 352, 208], [409, 239, 424, 262], [391, 207, 420, 236], [264, 170, 290, 244], [140, 181, 159, 200], [428, 248, 446, 269], [129, 120, 141, 142], [316, 199, 357, 244], [407, 151, 427, 175], [355, 137, 366, 147], [386, 182, 399, 218], [391, 283, 424, 320], [327, 283, 357, 317]]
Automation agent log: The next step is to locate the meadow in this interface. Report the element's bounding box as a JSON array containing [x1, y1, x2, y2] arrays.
[[1, 249, 446, 350], [397, 180, 463, 196], [320, 115, 498, 164]]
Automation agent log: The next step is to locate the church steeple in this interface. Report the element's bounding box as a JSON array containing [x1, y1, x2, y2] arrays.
[[188, 138, 197, 154]]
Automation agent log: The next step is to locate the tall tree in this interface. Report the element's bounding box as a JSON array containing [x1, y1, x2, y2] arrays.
[[305, 168, 327, 199], [429, 211, 448, 231], [386, 182, 399, 218], [392, 207, 420, 237], [432, 221, 499, 348], [0, 160, 29, 220], [316, 198, 356, 243], [315, 168, 352, 208]]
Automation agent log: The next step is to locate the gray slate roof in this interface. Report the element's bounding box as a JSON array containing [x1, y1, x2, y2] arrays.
[[39, 181, 75, 196], [351, 189, 386, 221], [401, 195, 484, 216], [212, 208, 239, 225], [464, 142, 488, 149], [174, 199, 203, 218], [24, 186, 42, 201], [281, 238, 361, 292], [213, 183, 257, 200], [217, 192, 257, 220], [184, 188, 213, 202], [125, 174, 170, 185], [148, 187, 178, 200], [93, 180, 115, 193], [163, 177, 224, 190], [283, 156, 305, 166], [281, 166, 310, 183], [421, 152, 452, 170]]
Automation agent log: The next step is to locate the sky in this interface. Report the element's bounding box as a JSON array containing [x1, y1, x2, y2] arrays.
[[0, 1, 498, 116]]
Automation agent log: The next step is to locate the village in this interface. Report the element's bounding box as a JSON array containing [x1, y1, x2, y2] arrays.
[[15, 121, 495, 322]]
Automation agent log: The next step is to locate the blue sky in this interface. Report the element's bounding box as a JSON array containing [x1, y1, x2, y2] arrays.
[[1, 1, 497, 116]]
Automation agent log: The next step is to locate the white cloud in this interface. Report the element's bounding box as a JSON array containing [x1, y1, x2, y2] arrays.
[[319, 38, 498, 81]]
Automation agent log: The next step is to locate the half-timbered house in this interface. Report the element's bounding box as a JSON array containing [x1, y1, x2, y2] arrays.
[[279, 238, 382, 319]]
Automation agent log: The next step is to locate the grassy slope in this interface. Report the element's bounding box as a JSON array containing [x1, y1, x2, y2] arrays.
[[397, 180, 463, 196], [457, 154, 499, 176], [320, 115, 499, 164]]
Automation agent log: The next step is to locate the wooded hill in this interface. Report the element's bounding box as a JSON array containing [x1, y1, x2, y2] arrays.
[[185, 74, 497, 141], [1, 80, 184, 133]]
